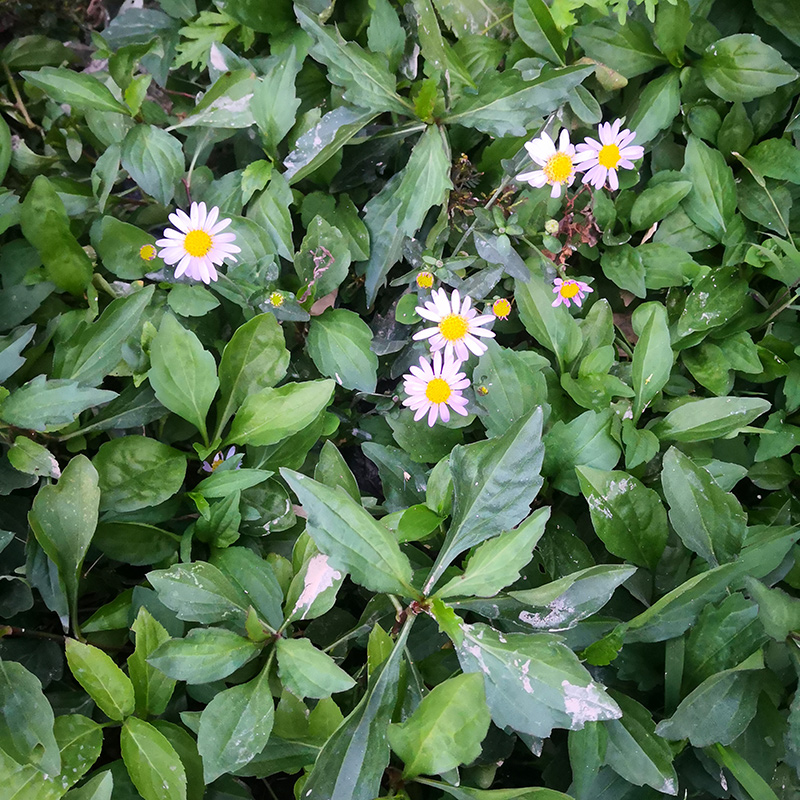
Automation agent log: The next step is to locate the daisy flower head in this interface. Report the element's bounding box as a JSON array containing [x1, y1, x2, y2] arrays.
[[139, 244, 157, 262], [552, 278, 593, 309], [416, 271, 434, 289], [517, 129, 577, 198], [269, 291, 284, 307], [574, 119, 645, 191], [156, 201, 241, 285], [202, 446, 242, 473], [492, 298, 512, 320], [403, 350, 470, 427], [413, 287, 496, 361]]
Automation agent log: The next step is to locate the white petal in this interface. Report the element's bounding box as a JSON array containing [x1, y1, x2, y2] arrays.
[[209, 216, 232, 235], [205, 205, 219, 231]]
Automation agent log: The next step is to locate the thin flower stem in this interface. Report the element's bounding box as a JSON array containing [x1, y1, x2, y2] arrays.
[[3, 63, 37, 129]]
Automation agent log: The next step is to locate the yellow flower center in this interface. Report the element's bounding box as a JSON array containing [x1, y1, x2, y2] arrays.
[[184, 230, 213, 257], [425, 378, 451, 404], [416, 272, 434, 288], [543, 152, 573, 184], [211, 455, 224, 471], [598, 144, 621, 169], [270, 291, 284, 307], [439, 314, 469, 341], [559, 281, 581, 298], [139, 244, 157, 261], [492, 298, 511, 319]]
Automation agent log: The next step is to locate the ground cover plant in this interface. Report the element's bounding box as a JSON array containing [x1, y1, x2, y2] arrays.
[[2, 0, 800, 797]]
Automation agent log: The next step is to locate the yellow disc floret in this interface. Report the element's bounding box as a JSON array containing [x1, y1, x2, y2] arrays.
[[438, 314, 469, 342], [416, 271, 434, 288], [559, 281, 581, 299], [598, 144, 621, 169], [139, 244, 157, 261], [543, 152, 574, 184], [184, 230, 213, 257], [425, 378, 452, 404], [269, 291, 284, 307], [492, 298, 511, 319]]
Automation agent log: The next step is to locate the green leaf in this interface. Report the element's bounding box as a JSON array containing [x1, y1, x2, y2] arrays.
[[281, 469, 415, 596], [509, 565, 637, 631], [603, 692, 678, 795], [195, 468, 270, 498], [445, 65, 592, 137], [216, 312, 289, 433], [654, 0, 690, 66], [743, 137, 800, 184], [276, 638, 356, 698], [700, 34, 797, 102], [630, 181, 693, 231], [63, 771, 113, 800], [295, 217, 351, 299], [197, 664, 273, 782], [121, 124, 184, 206], [388, 672, 491, 779], [297, 7, 411, 115], [417, 782, 573, 800], [167, 284, 219, 317], [426, 406, 544, 592], [680, 135, 737, 241], [743, 577, 800, 641], [513, 0, 564, 65], [148, 313, 218, 442], [171, 70, 257, 129], [147, 561, 248, 625], [627, 70, 680, 145], [706, 743, 781, 800], [252, 46, 301, 151], [65, 638, 135, 722], [54, 286, 154, 386], [248, 173, 295, 258], [127, 607, 176, 718], [655, 652, 764, 746], [307, 309, 378, 393], [653, 396, 771, 442], [225, 380, 334, 447], [28, 455, 99, 620], [630, 302, 672, 422], [93, 521, 178, 566], [576, 466, 667, 570], [0, 659, 60, 774], [20, 175, 93, 296], [673, 266, 749, 343], [753, 0, 800, 47], [147, 627, 262, 683], [661, 447, 746, 566], [284, 551, 344, 623], [437, 507, 550, 599], [91, 215, 160, 279], [93, 435, 186, 513], [314, 440, 360, 502], [300, 620, 412, 800], [7, 436, 60, 479], [456, 623, 621, 738], [20, 67, 130, 115], [0, 324, 35, 383], [600, 245, 646, 298], [121, 717, 187, 800], [574, 19, 667, 78]]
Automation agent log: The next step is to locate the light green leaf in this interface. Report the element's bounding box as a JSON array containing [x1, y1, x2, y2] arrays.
[[0, 324, 35, 384], [276, 638, 356, 699], [513, 0, 564, 65], [225, 380, 334, 447], [681, 135, 736, 241], [121, 717, 187, 800], [574, 19, 667, 77], [307, 309, 378, 393], [437, 507, 550, 599], [148, 313, 218, 442], [253, 46, 301, 151], [7, 436, 60, 479], [65, 638, 135, 722], [627, 70, 680, 145], [171, 70, 256, 129], [426, 406, 544, 592], [576, 466, 667, 570], [653, 396, 770, 442], [197, 664, 273, 782], [388, 673, 491, 779], [20, 67, 130, 115], [121, 124, 184, 206], [284, 551, 344, 623], [743, 577, 800, 641], [127, 607, 176, 718], [630, 302, 672, 422], [281, 469, 415, 596], [630, 181, 693, 231], [91, 215, 160, 279]]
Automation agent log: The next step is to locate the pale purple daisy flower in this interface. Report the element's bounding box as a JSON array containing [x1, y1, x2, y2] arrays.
[[574, 119, 645, 191], [202, 446, 241, 473], [413, 287, 495, 361], [552, 278, 593, 308], [156, 201, 241, 284], [517, 129, 577, 198], [402, 350, 470, 427]]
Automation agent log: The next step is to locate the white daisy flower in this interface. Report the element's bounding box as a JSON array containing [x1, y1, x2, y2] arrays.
[[413, 287, 496, 361], [156, 201, 241, 284], [552, 278, 593, 309], [574, 119, 645, 191], [402, 350, 470, 427], [517, 129, 577, 198]]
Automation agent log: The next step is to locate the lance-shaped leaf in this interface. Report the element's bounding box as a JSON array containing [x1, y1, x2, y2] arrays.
[[388, 673, 491, 779], [284, 551, 344, 623], [197, 663, 273, 783], [653, 396, 770, 442], [276, 638, 356, 699], [281, 469, 415, 596], [630, 302, 672, 422], [603, 692, 678, 795], [65, 639, 135, 722], [426, 406, 544, 592], [28, 455, 100, 620], [661, 447, 746, 566], [576, 466, 667, 570], [148, 313, 218, 442], [416, 780, 574, 799], [655, 651, 764, 746], [456, 623, 621, 738], [121, 717, 187, 800], [436, 508, 550, 600], [297, 7, 412, 115], [20, 67, 130, 115], [127, 607, 176, 718], [300, 619, 413, 800], [510, 565, 637, 632]]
